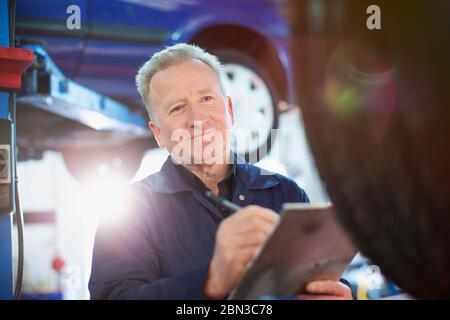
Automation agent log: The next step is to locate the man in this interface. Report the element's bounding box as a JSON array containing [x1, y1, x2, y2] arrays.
[[88, 43, 352, 300]]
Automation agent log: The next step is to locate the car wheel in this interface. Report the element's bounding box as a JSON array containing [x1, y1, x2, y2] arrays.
[[287, 0, 450, 299], [212, 48, 280, 163]]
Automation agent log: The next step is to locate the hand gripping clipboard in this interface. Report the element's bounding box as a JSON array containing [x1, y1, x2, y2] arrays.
[[228, 203, 358, 300]]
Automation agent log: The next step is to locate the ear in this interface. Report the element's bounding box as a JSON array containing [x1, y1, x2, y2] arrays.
[[227, 96, 235, 126], [148, 120, 164, 148]]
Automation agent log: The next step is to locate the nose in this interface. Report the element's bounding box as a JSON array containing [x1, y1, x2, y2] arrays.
[[187, 105, 209, 130]]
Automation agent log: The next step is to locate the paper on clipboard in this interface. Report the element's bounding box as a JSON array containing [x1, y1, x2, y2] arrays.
[[228, 203, 357, 300]]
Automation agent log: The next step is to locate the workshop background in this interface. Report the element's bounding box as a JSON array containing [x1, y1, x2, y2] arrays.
[[1, 0, 415, 300]]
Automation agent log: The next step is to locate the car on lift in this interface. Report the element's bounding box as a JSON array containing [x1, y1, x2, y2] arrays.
[[15, 0, 293, 182]]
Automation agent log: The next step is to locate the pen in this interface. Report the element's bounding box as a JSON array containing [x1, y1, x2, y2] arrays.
[[204, 190, 242, 213]]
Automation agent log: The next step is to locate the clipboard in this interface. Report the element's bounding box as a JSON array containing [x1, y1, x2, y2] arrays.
[[228, 203, 357, 300]]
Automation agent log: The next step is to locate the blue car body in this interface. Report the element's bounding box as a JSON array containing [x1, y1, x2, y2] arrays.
[[15, 0, 294, 114]]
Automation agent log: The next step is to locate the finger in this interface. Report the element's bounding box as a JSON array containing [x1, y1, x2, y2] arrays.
[[297, 294, 348, 301], [235, 220, 276, 238], [215, 221, 273, 254], [226, 215, 276, 238], [235, 245, 260, 265], [306, 280, 351, 297], [235, 229, 271, 248], [225, 207, 278, 236], [236, 206, 279, 225], [251, 208, 279, 224]]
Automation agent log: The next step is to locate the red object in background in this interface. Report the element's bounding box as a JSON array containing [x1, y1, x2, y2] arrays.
[[0, 47, 34, 91], [52, 256, 65, 273]]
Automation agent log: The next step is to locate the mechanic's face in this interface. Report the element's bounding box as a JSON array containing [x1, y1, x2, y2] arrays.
[[148, 60, 234, 165]]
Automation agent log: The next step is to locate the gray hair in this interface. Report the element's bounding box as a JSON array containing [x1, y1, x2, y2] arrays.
[[135, 43, 225, 121]]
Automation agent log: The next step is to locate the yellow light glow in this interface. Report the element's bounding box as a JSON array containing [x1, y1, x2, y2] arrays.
[[79, 175, 130, 228]]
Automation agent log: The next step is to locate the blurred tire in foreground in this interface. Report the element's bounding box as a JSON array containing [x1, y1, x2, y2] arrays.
[[285, 0, 450, 299]]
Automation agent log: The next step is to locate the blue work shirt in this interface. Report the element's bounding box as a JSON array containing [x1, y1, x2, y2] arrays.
[[89, 154, 309, 299]]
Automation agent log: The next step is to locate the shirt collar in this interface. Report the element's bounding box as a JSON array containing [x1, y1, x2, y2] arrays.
[[172, 158, 236, 194]]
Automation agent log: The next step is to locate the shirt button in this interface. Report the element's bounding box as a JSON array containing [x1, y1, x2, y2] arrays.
[[239, 194, 245, 201]]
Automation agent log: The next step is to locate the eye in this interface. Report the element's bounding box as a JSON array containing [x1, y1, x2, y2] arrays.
[[170, 105, 185, 114], [201, 95, 214, 102]]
